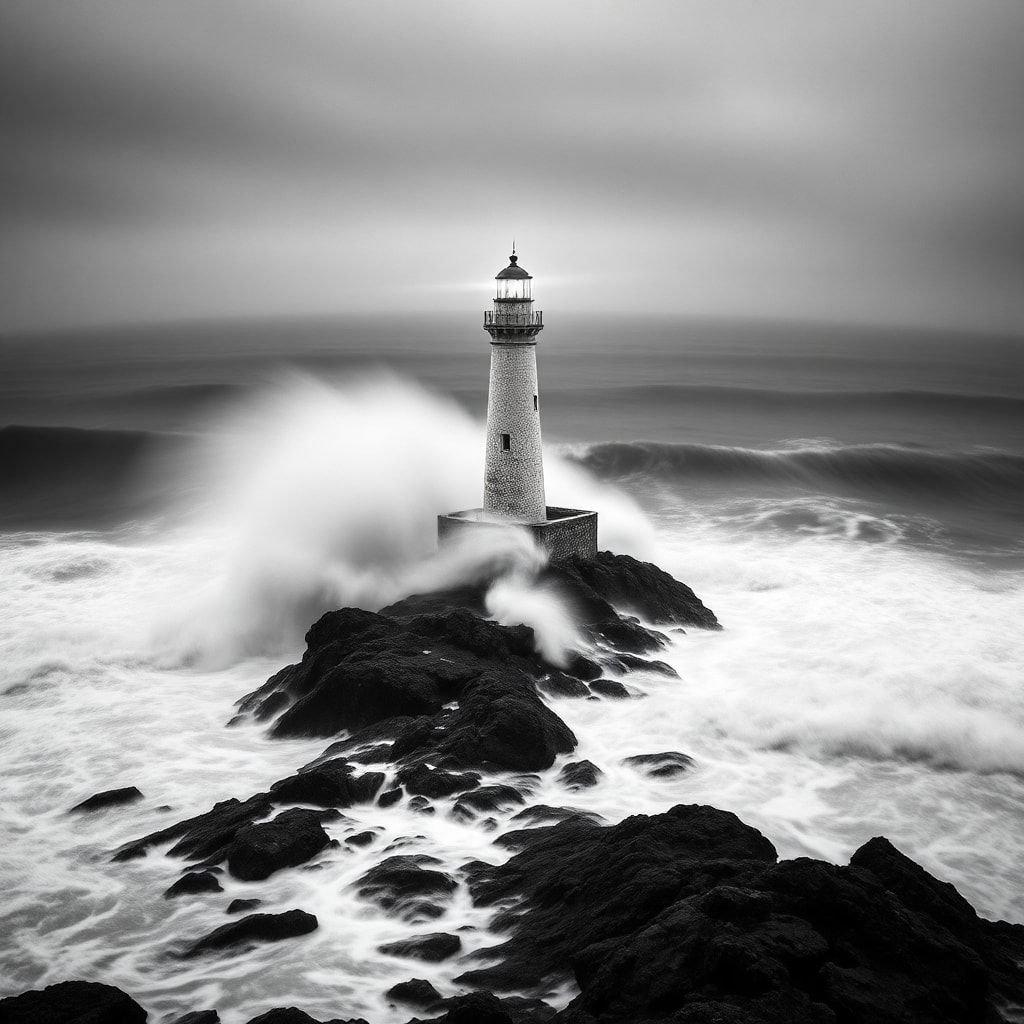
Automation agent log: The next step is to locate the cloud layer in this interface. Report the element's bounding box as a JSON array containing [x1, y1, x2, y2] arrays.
[[1, 1, 1021, 332]]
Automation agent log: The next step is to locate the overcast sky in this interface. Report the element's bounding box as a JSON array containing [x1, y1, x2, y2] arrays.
[[1, 1, 1021, 334]]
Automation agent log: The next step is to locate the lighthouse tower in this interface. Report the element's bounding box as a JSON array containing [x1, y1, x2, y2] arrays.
[[482, 250, 545, 521], [437, 248, 598, 561]]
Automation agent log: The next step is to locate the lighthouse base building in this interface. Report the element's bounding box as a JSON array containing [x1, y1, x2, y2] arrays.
[[438, 250, 598, 562]]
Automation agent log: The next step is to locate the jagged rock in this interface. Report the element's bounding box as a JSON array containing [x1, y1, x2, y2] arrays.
[[458, 804, 777, 990], [622, 751, 694, 778], [542, 551, 721, 630], [378, 931, 461, 961], [510, 804, 606, 827], [557, 761, 603, 791], [408, 795, 435, 815], [397, 763, 481, 798], [226, 808, 332, 881], [452, 784, 526, 821], [182, 909, 317, 958], [270, 760, 385, 807], [386, 977, 442, 1008], [0, 980, 147, 1023], [378, 788, 403, 807], [164, 870, 223, 898], [69, 786, 143, 813], [588, 679, 630, 699], [112, 793, 272, 862], [227, 897, 262, 914], [357, 854, 457, 921]]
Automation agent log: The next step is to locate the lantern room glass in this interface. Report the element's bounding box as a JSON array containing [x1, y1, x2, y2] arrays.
[[496, 277, 531, 300]]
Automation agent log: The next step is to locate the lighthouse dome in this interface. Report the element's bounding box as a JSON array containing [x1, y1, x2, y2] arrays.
[[496, 254, 532, 280]]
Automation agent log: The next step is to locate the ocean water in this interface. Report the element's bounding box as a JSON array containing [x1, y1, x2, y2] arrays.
[[1, 313, 1023, 1022]]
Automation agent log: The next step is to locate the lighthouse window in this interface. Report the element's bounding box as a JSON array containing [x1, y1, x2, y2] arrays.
[[533, 394, 538, 411], [501, 433, 511, 451]]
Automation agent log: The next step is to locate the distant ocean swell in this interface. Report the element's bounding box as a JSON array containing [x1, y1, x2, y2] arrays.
[[566, 439, 1024, 506]]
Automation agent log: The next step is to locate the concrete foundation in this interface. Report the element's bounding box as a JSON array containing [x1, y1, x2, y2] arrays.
[[438, 506, 598, 562]]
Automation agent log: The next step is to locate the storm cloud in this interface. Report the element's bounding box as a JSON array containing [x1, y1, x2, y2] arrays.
[[1, 0, 1021, 332]]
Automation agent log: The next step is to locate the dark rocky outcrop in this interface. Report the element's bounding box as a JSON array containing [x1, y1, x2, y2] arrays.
[[449, 804, 1024, 1023], [345, 829, 376, 846], [164, 869, 223, 898], [378, 931, 462, 961], [356, 855, 458, 921], [270, 761, 385, 808], [171, 1012, 221, 1024], [452, 784, 526, 821], [621, 750, 694, 778], [113, 793, 272, 863], [386, 978, 442, 1008], [0, 980, 147, 1023], [396, 763, 481, 798], [69, 786, 143, 813], [557, 761, 603, 791], [227, 897, 262, 914], [244, 1011, 369, 1024], [588, 679, 630, 699], [407, 992, 556, 1024], [182, 909, 317, 958], [226, 808, 333, 881]]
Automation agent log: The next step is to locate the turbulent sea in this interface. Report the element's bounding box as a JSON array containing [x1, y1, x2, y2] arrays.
[[1, 313, 1023, 1022]]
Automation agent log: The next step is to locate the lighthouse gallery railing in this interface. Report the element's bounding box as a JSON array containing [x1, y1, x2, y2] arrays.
[[484, 310, 543, 327]]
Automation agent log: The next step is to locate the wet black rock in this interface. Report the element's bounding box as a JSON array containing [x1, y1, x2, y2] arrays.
[[588, 679, 630, 699], [357, 854, 457, 921], [226, 808, 333, 881], [245, 1010, 369, 1024], [0, 980, 147, 1023], [378, 931, 462, 961], [270, 760, 385, 808], [622, 750, 694, 778], [345, 830, 376, 846], [227, 897, 262, 914], [536, 671, 591, 698], [378, 787, 403, 807], [452, 804, 1024, 1023], [182, 909, 317, 958], [452, 784, 526, 821], [408, 795, 435, 815], [113, 793, 272, 863], [386, 977, 442, 1008], [164, 869, 223, 898], [510, 804, 606, 827], [459, 804, 777, 990], [171, 1012, 221, 1024], [543, 551, 721, 631], [69, 786, 143, 813], [397, 763, 481, 798], [407, 992, 556, 1024], [557, 761, 603, 791]]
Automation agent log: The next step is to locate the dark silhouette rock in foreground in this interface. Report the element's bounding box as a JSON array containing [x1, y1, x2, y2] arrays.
[[452, 803, 1024, 1023], [69, 786, 143, 813], [0, 980, 147, 1023], [227, 897, 262, 914], [164, 869, 223, 898], [378, 931, 462, 961], [182, 909, 317, 958], [226, 808, 333, 881], [171, 1012, 221, 1024]]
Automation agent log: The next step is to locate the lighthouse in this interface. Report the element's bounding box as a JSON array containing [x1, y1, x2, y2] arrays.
[[438, 249, 598, 561], [482, 249, 546, 521]]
